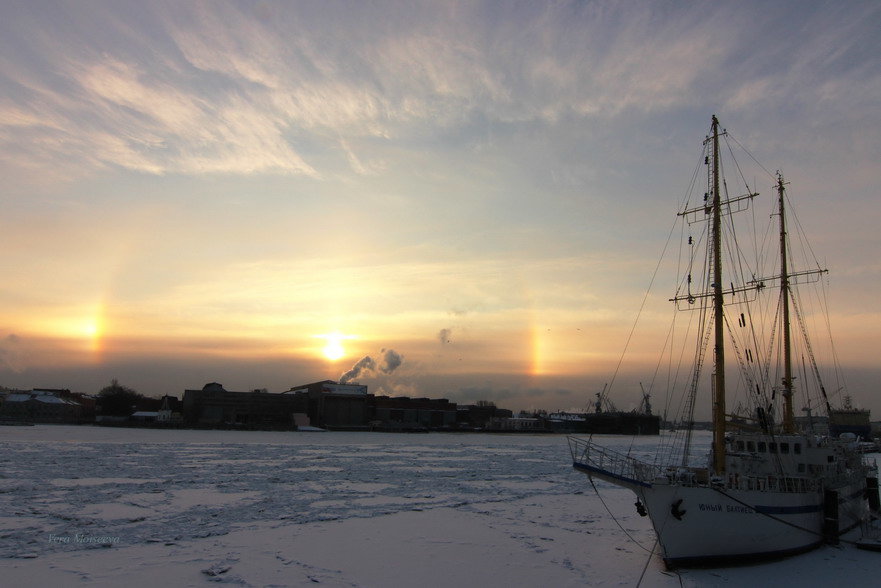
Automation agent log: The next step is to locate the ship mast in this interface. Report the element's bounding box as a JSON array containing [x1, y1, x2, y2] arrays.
[[711, 115, 726, 473], [778, 173, 795, 434]]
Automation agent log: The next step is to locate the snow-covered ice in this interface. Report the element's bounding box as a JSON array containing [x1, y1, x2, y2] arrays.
[[1, 425, 879, 586]]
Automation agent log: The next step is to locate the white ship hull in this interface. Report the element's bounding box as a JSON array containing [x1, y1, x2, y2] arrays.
[[570, 435, 874, 567], [635, 480, 866, 565]]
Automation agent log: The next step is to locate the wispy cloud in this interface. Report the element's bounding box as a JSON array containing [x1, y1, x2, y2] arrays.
[[0, 1, 880, 411], [3, 1, 877, 187], [0, 2, 733, 184]]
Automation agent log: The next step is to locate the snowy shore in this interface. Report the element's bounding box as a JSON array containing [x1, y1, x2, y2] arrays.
[[1, 425, 878, 587]]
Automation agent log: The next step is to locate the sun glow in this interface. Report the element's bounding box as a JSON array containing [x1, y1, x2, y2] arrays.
[[315, 332, 356, 361], [82, 320, 100, 338], [324, 338, 345, 361]]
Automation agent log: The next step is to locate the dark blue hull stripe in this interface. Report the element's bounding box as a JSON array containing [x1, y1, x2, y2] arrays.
[[755, 487, 864, 514], [754, 503, 822, 514]]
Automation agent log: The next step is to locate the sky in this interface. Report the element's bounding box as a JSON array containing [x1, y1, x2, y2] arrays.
[[0, 1, 879, 416]]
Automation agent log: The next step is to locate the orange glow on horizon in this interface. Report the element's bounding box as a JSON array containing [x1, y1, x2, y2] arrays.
[[17, 305, 108, 362]]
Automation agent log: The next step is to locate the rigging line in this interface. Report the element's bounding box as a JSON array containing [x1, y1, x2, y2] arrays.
[[681, 311, 714, 466], [586, 474, 654, 554], [723, 135, 749, 188], [636, 536, 660, 588], [757, 291, 782, 410], [708, 485, 827, 538], [748, 172, 769, 297], [718, 175, 760, 299], [739, 269, 773, 411], [726, 132, 777, 182], [790, 290, 833, 411], [603, 144, 705, 411], [782, 187, 826, 274], [785, 236, 846, 398], [603, 205, 678, 399], [799, 354, 816, 431], [818, 275, 848, 396], [665, 206, 696, 441], [665, 569, 686, 588], [756, 190, 776, 289], [646, 316, 677, 463], [656, 309, 700, 466], [649, 254, 701, 463], [741, 220, 776, 390], [722, 311, 760, 416]]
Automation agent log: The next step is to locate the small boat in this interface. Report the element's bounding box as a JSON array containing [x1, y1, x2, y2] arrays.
[[570, 116, 879, 567]]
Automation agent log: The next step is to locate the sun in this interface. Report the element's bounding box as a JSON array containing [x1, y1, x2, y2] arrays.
[[82, 320, 100, 338], [323, 337, 345, 361], [315, 332, 354, 361]]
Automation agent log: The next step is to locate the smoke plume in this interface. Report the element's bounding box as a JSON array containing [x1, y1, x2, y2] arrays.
[[339, 355, 376, 384], [380, 348, 402, 374], [339, 348, 403, 384]]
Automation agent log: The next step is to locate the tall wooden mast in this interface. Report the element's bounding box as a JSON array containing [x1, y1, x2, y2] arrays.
[[711, 115, 726, 473], [778, 173, 795, 434]]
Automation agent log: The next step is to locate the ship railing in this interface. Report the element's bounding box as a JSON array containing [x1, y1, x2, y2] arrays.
[[568, 436, 661, 488]]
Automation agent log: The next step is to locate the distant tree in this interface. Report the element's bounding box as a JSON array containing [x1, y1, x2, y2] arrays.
[[96, 379, 144, 416], [475, 400, 496, 408]]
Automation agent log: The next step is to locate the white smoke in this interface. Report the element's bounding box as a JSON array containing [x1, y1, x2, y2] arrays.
[[339, 348, 404, 384], [380, 348, 402, 374], [339, 356, 376, 384]]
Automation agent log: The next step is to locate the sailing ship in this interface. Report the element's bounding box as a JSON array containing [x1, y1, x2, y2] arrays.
[[569, 116, 878, 566]]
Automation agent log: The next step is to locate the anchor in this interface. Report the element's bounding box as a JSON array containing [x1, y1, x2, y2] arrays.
[[671, 498, 686, 520], [635, 499, 647, 517]]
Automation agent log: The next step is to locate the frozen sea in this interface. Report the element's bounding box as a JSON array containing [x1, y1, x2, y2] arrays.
[[1, 425, 879, 587]]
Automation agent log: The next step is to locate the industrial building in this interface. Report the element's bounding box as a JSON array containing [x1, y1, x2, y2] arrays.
[[176, 381, 495, 432], [370, 395, 458, 430], [286, 380, 371, 430], [0, 389, 92, 424], [182, 383, 307, 429]]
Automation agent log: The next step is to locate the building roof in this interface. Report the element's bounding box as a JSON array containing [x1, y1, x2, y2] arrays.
[[5, 392, 81, 405], [34, 395, 71, 404], [5, 394, 32, 402]]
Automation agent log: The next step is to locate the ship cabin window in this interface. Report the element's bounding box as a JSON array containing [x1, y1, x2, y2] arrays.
[[736, 440, 745, 451], [769, 442, 777, 454], [828, 455, 834, 463], [780, 442, 789, 454], [747, 441, 756, 452], [794, 443, 802, 455], [756, 441, 765, 452], [798, 463, 806, 473]]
